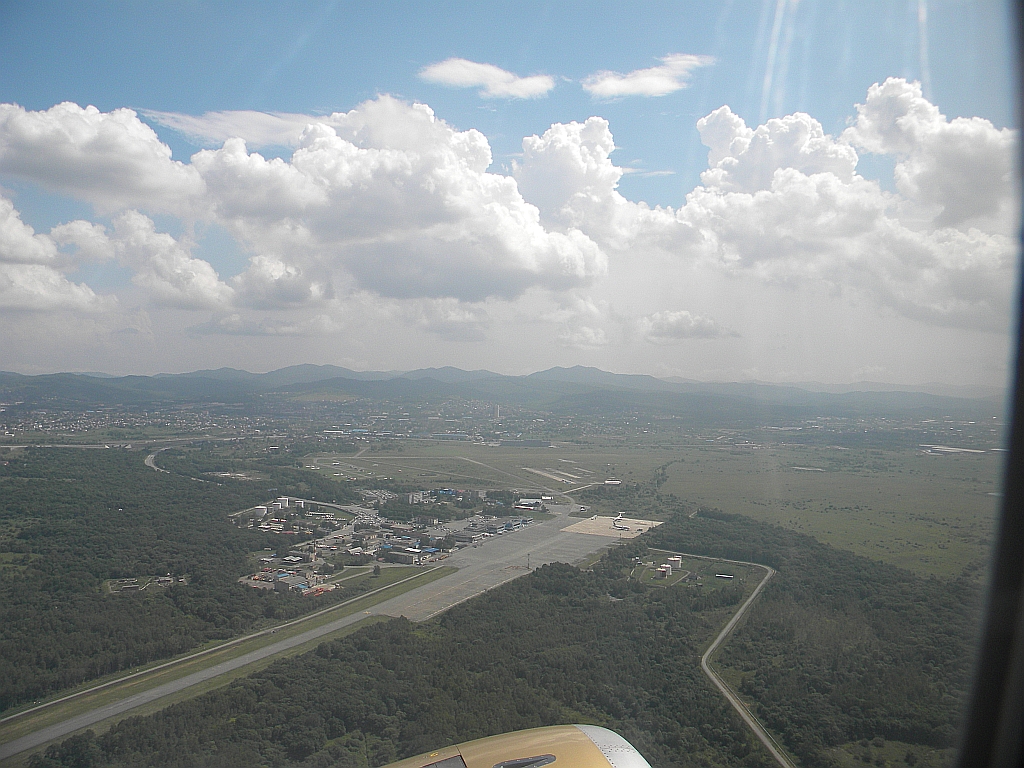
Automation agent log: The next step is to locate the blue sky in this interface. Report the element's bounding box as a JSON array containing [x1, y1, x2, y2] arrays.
[[0, 0, 1017, 385], [2, 0, 1012, 204]]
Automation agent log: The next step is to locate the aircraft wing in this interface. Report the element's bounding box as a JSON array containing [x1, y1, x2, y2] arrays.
[[382, 726, 652, 768]]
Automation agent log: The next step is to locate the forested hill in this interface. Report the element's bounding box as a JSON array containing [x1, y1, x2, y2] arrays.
[[30, 512, 982, 768]]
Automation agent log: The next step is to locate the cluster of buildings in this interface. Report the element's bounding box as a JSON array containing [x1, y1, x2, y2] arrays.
[[399, 489, 550, 511], [241, 489, 552, 539], [349, 520, 451, 564], [320, 509, 537, 562], [245, 496, 337, 534], [655, 556, 684, 579], [451, 515, 535, 546], [253, 496, 307, 517], [649, 556, 735, 584], [0, 404, 264, 437], [245, 567, 336, 597], [361, 489, 398, 504], [239, 488, 548, 580], [245, 547, 337, 596]]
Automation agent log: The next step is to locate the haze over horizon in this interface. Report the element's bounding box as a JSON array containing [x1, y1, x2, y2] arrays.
[[0, 1, 1017, 388]]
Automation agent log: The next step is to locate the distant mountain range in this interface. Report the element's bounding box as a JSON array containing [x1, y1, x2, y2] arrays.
[[112, 363, 1003, 399], [0, 364, 1005, 422]]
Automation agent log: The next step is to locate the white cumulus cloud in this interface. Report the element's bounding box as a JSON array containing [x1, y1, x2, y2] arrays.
[[0, 263, 106, 312], [191, 312, 338, 336], [401, 298, 490, 342], [231, 255, 332, 308], [696, 106, 859, 192], [582, 54, 714, 98], [419, 58, 555, 99], [0, 195, 109, 311], [639, 310, 731, 341], [0, 80, 1014, 376], [0, 97, 607, 317], [679, 85, 1016, 328], [514, 80, 1016, 331], [193, 96, 606, 303], [842, 77, 1016, 231], [59, 211, 234, 310], [558, 324, 608, 348], [110, 212, 234, 310], [515, 117, 690, 251], [0, 103, 203, 215]]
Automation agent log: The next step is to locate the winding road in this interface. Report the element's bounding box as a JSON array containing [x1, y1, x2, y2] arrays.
[[143, 449, 169, 473], [650, 549, 796, 768]]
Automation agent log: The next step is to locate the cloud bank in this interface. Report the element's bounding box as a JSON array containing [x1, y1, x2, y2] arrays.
[[515, 78, 1015, 331], [0, 78, 1015, 384]]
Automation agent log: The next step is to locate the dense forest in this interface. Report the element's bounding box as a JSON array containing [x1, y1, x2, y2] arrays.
[[0, 448, 355, 713], [28, 511, 983, 768], [28, 557, 768, 768], [649, 511, 982, 765]]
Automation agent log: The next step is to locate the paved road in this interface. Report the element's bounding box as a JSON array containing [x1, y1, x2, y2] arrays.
[[0, 506, 615, 761], [688, 555, 795, 768], [143, 449, 169, 473]]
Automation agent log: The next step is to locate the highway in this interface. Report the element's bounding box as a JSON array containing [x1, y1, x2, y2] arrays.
[[0, 505, 615, 762]]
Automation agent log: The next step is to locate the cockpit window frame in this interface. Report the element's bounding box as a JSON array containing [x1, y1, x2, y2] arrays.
[[953, 4, 1024, 764]]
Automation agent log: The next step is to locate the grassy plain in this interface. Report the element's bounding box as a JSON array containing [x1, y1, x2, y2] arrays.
[[656, 445, 1000, 577], [322, 440, 1001, 577]]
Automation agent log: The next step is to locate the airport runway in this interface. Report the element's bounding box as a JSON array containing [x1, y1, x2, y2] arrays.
[[374, 507, 619, 621], [0, 507, 616, 761]]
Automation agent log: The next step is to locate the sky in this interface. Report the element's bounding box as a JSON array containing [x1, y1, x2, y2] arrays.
[[0, 0, 1018, 386]]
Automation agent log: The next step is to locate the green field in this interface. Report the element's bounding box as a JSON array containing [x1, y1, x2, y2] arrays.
[[320, 440, 1001, 577], [656, 445, 1000, 577]]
